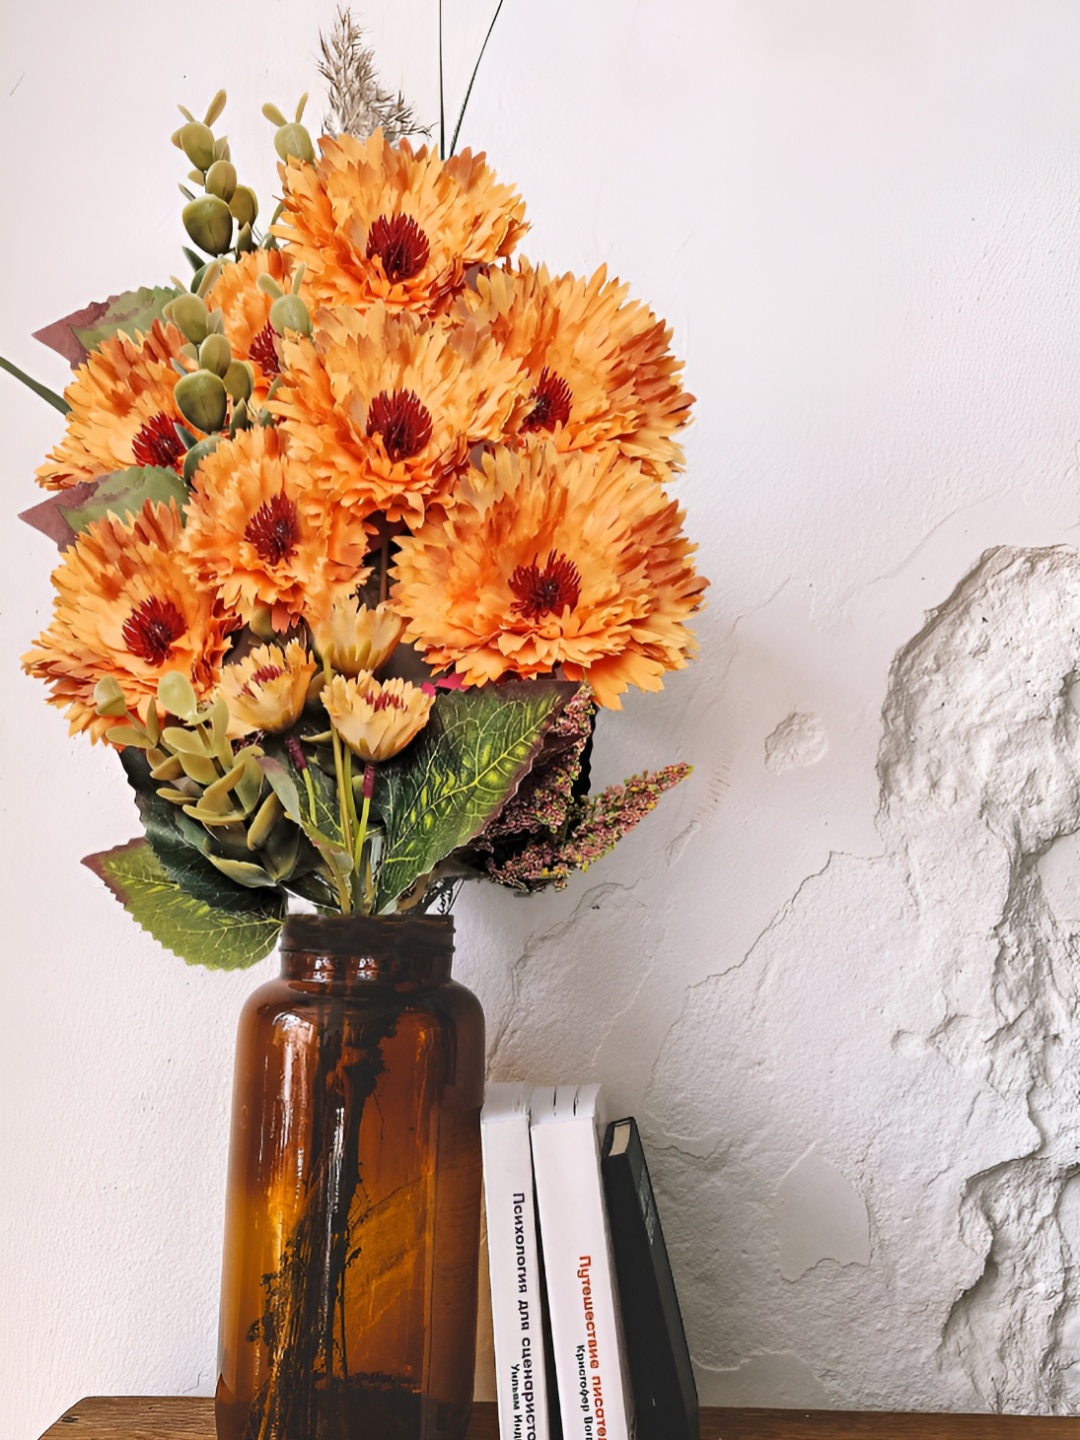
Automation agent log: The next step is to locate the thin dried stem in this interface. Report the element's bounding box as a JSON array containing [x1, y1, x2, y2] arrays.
[[319, 7, 430, 143]]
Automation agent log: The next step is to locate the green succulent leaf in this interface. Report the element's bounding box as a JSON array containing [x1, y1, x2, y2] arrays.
[[34, 286, 181, 367], [84, 838, 284, 969], [373, 680, 577, 911], [120, 748, 247, 903]]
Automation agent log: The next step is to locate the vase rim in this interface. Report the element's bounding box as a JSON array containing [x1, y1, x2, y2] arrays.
[[281, 910, 454, 966]]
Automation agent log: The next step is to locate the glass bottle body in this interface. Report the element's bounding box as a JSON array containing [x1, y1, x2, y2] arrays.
[[215, 913, 485, 1440]]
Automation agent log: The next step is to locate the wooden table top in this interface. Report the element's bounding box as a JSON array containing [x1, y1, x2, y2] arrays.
[[37, 1396, 1080, 1439]]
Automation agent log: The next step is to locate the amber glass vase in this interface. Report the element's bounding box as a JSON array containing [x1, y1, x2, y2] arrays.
[[215, 912, 485, 1440]]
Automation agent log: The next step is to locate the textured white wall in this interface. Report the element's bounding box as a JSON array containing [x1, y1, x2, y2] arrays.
[[5, 2, 1080, 1436]]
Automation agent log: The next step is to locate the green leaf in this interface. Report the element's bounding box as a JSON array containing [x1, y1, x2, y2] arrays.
[[22, 467, 190, 549], [84, 838, 284, 969], [261, 751, 351, 882], [374, 680, 576, 910], [60, 466, 189, 534], [34, 286, 181, 367]]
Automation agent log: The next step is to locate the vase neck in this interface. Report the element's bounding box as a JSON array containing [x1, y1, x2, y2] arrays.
[[280, 912, 454, 987]]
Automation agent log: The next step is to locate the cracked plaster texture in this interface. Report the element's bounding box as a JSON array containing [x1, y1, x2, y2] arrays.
[[9, 3, 1080, 1438]]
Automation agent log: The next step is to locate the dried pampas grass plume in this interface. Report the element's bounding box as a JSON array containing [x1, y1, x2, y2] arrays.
[[319, 8, 430, 144]]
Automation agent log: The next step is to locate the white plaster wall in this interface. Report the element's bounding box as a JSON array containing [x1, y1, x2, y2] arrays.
[[6, 1, 1080, 1435]]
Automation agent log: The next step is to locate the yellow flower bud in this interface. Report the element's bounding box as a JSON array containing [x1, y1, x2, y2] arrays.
[[219, 642, 317, 739]]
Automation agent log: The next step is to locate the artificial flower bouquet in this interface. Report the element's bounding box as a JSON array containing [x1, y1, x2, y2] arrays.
[[10, 15, 707, 969]]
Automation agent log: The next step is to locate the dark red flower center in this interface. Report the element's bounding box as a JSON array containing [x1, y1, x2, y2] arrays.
[[123, 596, 187, 666], [520, 368, 573, 433], [249, 664, 285, 687], [248, 322, 281, 377], [244, 492, 300, 565], [372, 688, 407, 713], [366, 214, 431, 283], [366, 389, 433, 462], [509, 551, 581, 620], [132, 412, 186, 470]]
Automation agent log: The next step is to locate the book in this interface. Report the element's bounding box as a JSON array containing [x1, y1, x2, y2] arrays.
[[601, 1117, 699, 1440], [481, 1083, 555, 1440], [530, 1084, 636, 1440]]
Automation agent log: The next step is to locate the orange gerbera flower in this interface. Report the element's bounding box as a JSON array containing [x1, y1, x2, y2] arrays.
[[218, 641, 317, 737], [205, 249, 293, 400], [273, 130, 527, 315], [322, 672, 435, 762], [391, 446, 706, 709], [36, 321, 198, 490], [181, 424, 372, 631], [23, 501, 239, 741], [460, 260, 694, 481], [274, 303, 519, 527]]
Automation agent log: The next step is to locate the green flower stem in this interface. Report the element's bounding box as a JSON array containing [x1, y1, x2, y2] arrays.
[[353, 765, 376, 914], [323, 661, 354, 911], [301, 766, 318, 829]]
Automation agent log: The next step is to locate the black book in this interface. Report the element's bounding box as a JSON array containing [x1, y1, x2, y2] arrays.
[[601, 1117, 700, 1440]]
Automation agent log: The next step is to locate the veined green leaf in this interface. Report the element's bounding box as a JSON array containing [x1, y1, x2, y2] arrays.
[[34, 286, 181, 367], [84, 838, 283, 969], [374, 680, 576, 910], [20, 467, 188, 550], [60, 466, 188, 533]]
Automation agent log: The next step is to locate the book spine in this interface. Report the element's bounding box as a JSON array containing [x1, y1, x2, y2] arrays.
[[482, 1113, 551, 1440], [601, 1124, 698, 1440], [531, 1118, 634, 1440]]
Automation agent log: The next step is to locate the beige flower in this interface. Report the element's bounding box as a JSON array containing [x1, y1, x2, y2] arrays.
[[306, 590, 406, 677], [321, 672, 434, 762], [218, 642, 317, 737]]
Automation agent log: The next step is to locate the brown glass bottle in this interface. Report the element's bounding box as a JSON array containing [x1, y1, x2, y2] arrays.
[[215, 912, 485, 1440]]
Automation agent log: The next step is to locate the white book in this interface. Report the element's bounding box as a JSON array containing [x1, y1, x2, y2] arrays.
[[530, 1084, 636, 1440], [481, 1083, 553, 1440]]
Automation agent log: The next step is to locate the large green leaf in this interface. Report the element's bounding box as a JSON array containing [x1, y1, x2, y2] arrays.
[[373, 680, 576, 910], [34, 286, 181, 367], [21, 467, 189, 549], [84, 839, 284, 969], [62, 466, 189, 533]]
